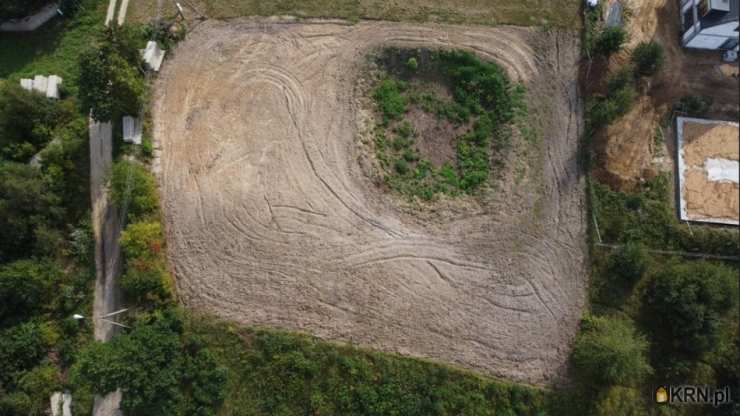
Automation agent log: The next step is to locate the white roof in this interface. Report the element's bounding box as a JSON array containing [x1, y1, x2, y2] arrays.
[[122, 116, 143, 145], [141, 41, 165, 72], [19, 74, 62, 99]]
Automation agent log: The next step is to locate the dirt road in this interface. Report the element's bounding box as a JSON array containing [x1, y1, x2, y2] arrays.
[[153, 19, 586, 384]]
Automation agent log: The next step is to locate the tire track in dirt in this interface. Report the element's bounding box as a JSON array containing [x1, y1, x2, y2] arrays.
[[152, 19, 586, 384]]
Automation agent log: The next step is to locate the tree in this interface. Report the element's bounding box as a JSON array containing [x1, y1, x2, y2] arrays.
[[0, 83, 64, 162], [595, 27, 627, 56], [647, 261, 736, 356], [40, 115, 90, 219], [0, 259, 60, 322], [631, 42, 664, 76], [0, 321, 47, 388], [0, 162, 64, 262], [72, 311, 226, 415], [78, 29, 147, 122], [571, 315, 653, 386]]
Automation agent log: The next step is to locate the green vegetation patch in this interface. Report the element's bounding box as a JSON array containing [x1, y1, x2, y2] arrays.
[[370, 49, 524, 201], [130, 0, 580, 28], [189, 315, 552, 416]]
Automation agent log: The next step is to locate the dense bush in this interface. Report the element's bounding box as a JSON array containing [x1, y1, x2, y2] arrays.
[[0, 84, 68, 162], [571, 315, 652, 386], [373, 79, 408, 124], [109, 160, 159, 222], [0, 259, 60, 322], [120, 221, 172, 305], [72, 310, 226, 415], [674, 94, 713, 117], [587, 67, 637, 130], [3, 363, 63, 416], [631, 41, 664, 76], [647, 261, 736, 357], [594, 27, 627, 56], [0, 162, 64, 262], [0, 321, 48, 388]]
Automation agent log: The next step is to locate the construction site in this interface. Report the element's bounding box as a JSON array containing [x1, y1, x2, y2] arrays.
[[152, 19, 586, 384]]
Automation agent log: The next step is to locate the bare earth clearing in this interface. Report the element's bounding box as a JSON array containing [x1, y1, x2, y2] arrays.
[[153, 19, 586, 384]]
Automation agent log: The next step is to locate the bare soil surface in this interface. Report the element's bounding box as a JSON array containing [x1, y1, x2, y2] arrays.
[[404, 106, 463, 167], [152, 19, 585, 384], [592, 0, 740, 190]]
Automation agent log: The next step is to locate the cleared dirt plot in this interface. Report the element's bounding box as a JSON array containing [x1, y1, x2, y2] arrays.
[[152, 19, 586, 384]]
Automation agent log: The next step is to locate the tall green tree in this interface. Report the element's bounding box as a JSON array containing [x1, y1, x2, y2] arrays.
[[72, 310, 226, 415], [647, 260, 736, 356], [78, 29, 147, 122]]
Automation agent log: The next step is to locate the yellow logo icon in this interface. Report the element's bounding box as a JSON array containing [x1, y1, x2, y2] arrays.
[[655, 386, 668, 403]]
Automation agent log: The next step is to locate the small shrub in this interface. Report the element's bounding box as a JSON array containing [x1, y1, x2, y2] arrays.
[[631, 41, 664, 76], [675, 95, 713, 117], [606, 67, 634, 93], [594, 27, 627, 56], [141, 136, 154, 158], [396, 121, 413, 138], [373, 79, 407, 123], [406, 57, 419, 71], [394, 159, 409, 175]]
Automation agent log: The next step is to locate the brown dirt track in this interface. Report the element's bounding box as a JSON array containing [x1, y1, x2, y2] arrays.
[[152, 19, 586, 384]]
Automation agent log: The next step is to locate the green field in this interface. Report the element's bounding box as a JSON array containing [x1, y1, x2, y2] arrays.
[[129, 0, 580, 28]]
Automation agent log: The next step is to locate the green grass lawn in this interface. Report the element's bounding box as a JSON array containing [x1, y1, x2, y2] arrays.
[[129, 0, 581, 28], [189, 315, 556, 416], [0, 0, 105, 94]]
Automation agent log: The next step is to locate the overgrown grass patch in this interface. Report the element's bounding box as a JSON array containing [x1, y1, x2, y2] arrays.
[[370, 48, 525, 201], [591, 174, 739, 256], [188, 314, 555, 416]]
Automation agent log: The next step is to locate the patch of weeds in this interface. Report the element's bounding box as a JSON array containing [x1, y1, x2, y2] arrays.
[[370, 49, 526, 201], [372, 78, 408, 124]]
